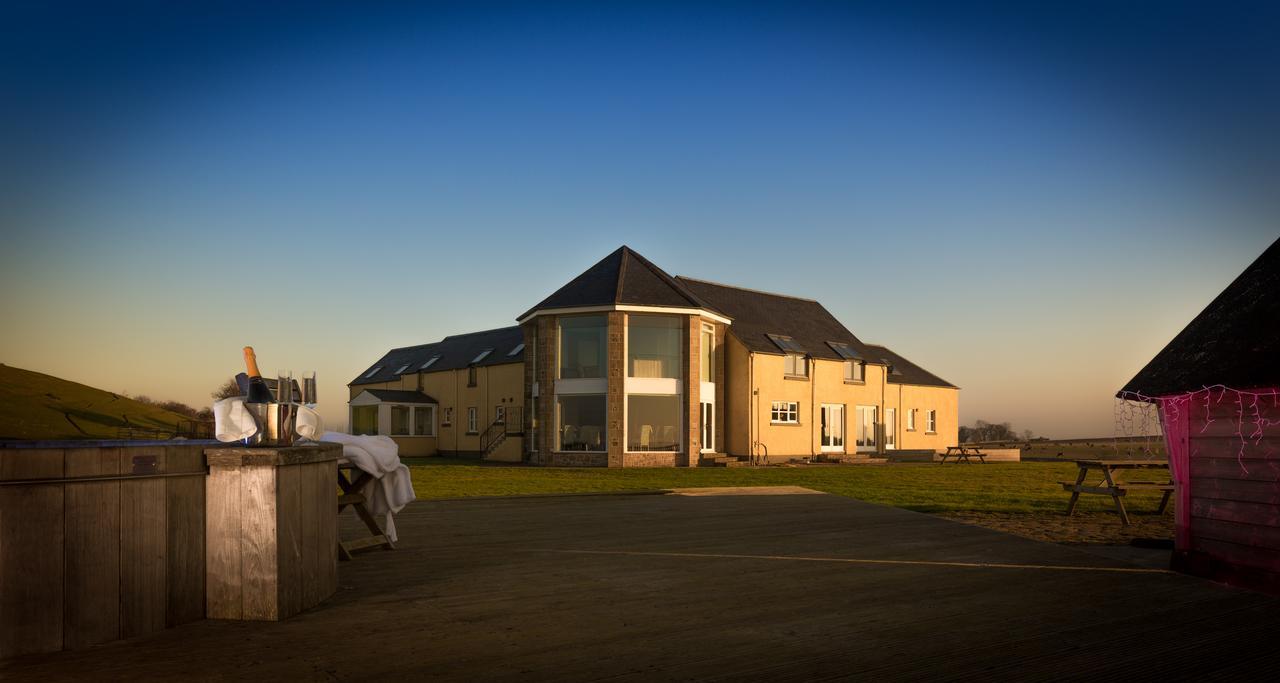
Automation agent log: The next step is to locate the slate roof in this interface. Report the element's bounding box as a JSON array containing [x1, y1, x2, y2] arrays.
[[357, 389, 438, 404], [350, 326, 524, 386], [678, 277, 955, 388], [518, 246, 714, 320], [1120, 237, 1280, 397], [863, 344, 958, 389]]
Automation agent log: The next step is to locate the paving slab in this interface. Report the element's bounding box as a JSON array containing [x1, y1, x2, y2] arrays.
[[3, 491, 1279, 681]]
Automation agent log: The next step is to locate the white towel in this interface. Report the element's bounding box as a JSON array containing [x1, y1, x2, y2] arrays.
[[295, 405, 325, 440], [320, 432, 417, 542], [213, 397, 259, 442]]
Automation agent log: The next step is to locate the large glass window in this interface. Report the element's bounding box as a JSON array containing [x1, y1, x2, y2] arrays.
[[700, 324, 714, 382], [628, 315, 681, 378], [414, 406, 435, 436], [558, 394, 606, 451], [559, 315, 607, 379], [391, 406, 411, 435], [628, 394, 681, 451], [352, 406, 378, 435]]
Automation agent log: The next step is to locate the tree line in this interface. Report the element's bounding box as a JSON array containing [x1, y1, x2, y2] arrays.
[[958, 420, 1036, 444]]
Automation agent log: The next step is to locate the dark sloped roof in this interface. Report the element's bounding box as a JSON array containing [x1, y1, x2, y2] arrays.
[[1120, 237, 1280, 397], [350, 326, 524, 386], [358, 389, 438, 404], [677, 277, 879, 362], [863, 344, 958, 389], [518, 246, 713, 320]]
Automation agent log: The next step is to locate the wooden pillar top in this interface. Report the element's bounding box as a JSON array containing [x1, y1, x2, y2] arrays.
[[205, 443, 342, 468]]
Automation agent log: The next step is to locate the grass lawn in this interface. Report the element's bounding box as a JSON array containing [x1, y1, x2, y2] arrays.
[[406, 458, 1169, 515]]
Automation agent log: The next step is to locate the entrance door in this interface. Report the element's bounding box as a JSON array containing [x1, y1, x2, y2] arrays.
[[885, 408, 896, 450], [701, 402, 715, 453], [856, 406, 878, 452], [821, 404, 844, 452]]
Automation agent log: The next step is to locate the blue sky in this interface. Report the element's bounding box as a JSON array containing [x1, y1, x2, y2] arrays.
[[1, 1, 1276, 436]]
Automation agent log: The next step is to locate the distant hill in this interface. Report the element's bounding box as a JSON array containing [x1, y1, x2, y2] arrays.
[[0, 364, 191, 440]]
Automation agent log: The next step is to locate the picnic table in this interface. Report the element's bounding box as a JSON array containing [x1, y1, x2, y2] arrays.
[[939, 446, 986, 464], [1061, 459, 1173, 526]]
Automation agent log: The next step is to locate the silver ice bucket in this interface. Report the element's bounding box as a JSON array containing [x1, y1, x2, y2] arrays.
[[244, 402, 299, 446]]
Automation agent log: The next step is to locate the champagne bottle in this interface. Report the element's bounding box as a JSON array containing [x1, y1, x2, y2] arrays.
[[242, 346, 275, 404]]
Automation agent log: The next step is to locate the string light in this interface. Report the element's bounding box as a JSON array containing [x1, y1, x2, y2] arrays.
[[1118, 385, 1280, 478]]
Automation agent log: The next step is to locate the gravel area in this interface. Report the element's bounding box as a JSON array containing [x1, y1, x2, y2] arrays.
[[936, 510, 1174, 546]]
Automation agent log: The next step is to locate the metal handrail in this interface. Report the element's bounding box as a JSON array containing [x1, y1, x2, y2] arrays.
[[479, 419, 507, 454], [751, 441, 769, 466]]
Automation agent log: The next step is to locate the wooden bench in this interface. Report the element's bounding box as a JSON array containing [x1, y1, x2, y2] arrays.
[[939, 446, 986, 464], [1062, 460, 1173, 526], [337, 459, 395, 560]]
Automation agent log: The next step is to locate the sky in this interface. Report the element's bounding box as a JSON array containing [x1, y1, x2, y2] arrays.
[[1, 1, 1277, 437]]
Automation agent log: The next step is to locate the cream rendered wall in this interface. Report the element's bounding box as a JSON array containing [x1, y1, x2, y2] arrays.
[[346, 361, 525, 459], [750, 352, 818, 458], [896, 384, 959, 452]]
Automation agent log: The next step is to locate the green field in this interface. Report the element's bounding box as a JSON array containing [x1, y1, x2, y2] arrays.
[[406, 458, 1167, 515], [0, 364, 189, 440]]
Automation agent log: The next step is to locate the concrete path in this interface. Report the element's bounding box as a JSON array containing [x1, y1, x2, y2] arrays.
[[3, 491, 1278, 681]]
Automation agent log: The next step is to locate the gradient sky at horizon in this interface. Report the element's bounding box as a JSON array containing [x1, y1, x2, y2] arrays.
[[2, 1, 1277, 437]]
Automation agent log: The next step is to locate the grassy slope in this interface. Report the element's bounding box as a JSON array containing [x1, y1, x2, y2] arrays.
[[406, 459, 1169, 515], [0, 364, 190, 440]]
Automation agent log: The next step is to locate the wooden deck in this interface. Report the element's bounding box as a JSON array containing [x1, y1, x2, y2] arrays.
[[4, 490, 1280, 680]]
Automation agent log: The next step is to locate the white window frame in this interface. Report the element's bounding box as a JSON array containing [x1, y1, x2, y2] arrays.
[[467, 407, 478, 434], [844, 360, 864, 382], [926, 409, 937, 434], [442, 407, 453, 426], [390, 405, 412, 436], [495, 405, 505, 424], [413, 405, 437, 437], [907, 408, 917, 432], [783, 354, 808, 378], [771, 401, 799, 424]]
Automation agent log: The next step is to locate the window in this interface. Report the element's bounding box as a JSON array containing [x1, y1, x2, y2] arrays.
[[628, 394, 681, 451], [559, 315, 607, 379], [508, 343, 525, 357], [528, 397, 538, 453], [558, 394, 606, 451], [906, 409, 916, 431], [827, 341, 859, 360], [442, 407, 453, 426], [363, 366, 383, 379], [352, 406, 378, 435], [767, 334, 806, 354], [468, 366, 477, 387], [420, 355, 440, 370], [771, 401, 799, 424], [926, 410, 937, 433], [628, 315, 681, 378], [393, 364, 410, 375], [414, 406, 436, 436], [391, 406, 411, 435], [466, 407, 478, 434], [700, 323, 715, 383], [783, 353, 808, 378], [844, 360, 864, 382], [495, 405, 505, 424], [472, 348, 493, 364]]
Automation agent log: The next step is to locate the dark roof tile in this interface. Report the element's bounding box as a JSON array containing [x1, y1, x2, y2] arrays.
[[358, 389, 438, 403], [1120, 237, 1280, 397], [518, 246, 712, 320], [350, 326, 524, 386]]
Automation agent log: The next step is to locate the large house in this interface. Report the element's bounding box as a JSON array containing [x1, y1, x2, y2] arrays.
[[349, 246, 958, 465]]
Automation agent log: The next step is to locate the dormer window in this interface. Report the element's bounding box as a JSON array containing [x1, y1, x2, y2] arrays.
[[363, 366, 383, 379], [419, 355, 440, 370], [472, 348, 493, 364], [394, 364, 410, 375]]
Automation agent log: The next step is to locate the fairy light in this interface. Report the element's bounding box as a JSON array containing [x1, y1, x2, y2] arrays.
[[1119, 385, 1280, 477]]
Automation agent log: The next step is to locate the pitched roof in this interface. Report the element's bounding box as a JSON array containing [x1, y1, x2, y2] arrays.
[[677, 277, 877, 362], [359, 389, 438, 404], [350, 326, 524, 386], [517, 246, 714, 320], [678, 277, 955, 388], [863, 344, 958, 389], [1120, 237, 1280, 397]]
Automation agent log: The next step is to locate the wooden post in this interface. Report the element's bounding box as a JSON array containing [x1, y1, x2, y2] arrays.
[[205, 444, 340, 621]]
